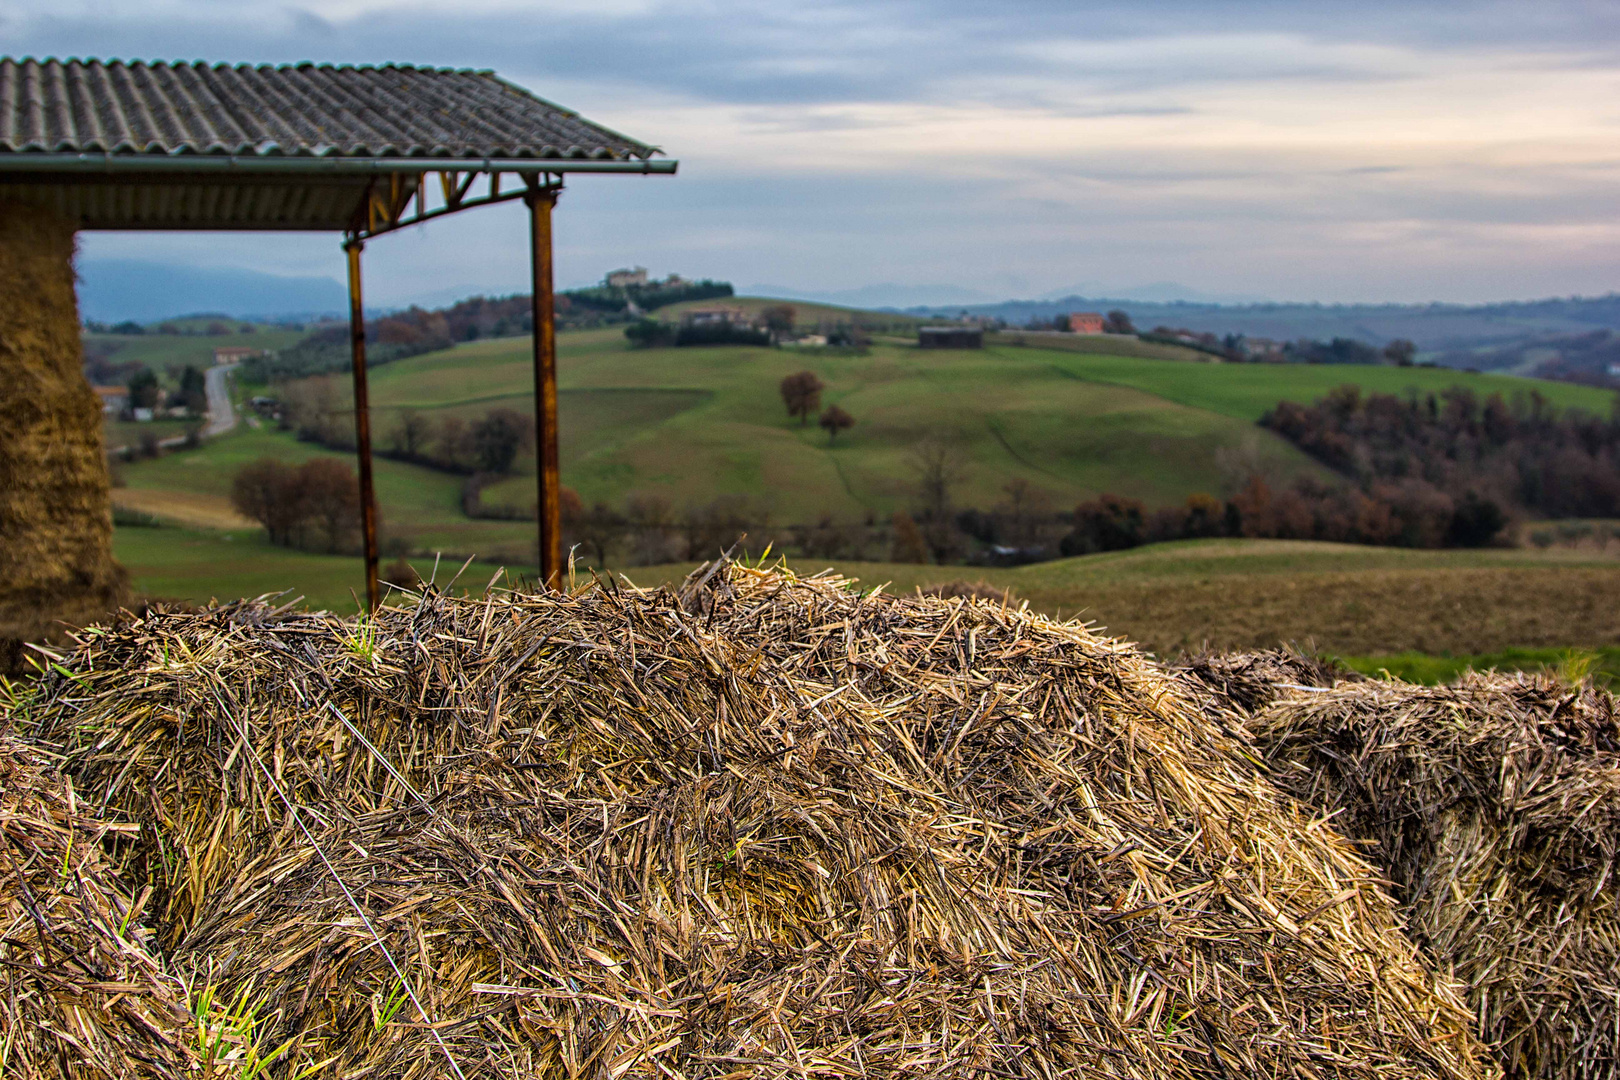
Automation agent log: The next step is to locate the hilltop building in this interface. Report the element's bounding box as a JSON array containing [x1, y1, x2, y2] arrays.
[[1069, 312, 1105, 334], [605, 267, 649, 288]]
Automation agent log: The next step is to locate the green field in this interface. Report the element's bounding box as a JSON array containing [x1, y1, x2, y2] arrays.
[[115, 324, 1617, 533], [86, 326, 307, 375]]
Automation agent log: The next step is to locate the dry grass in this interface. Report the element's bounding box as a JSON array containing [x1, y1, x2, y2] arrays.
[[0, 716, 191, 1077], [1023, 566, 1620, 656], [1244, 673, 1620, 1080], [111, 489, 256, 531], [0, 200, 127, 671], [7, 563, 1497, 1078]]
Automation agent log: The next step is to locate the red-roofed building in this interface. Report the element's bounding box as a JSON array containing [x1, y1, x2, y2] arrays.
[[1069, 312, 1105, 334]]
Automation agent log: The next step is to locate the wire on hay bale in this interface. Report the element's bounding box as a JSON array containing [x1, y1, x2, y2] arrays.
[[17, 564, 1496, 1079], [1247, 672, 1620, 1080], [0, 721, 191, 1077]]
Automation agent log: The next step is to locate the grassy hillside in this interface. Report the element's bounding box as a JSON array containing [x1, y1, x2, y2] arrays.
[[361, 329, 1338, 520], [116, 324, 1617, 547]]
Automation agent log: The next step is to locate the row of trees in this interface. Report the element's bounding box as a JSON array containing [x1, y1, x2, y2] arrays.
[[276, 376, 535, 476], [231, 458, 363, 553], [1262, 384, 1620, 519]]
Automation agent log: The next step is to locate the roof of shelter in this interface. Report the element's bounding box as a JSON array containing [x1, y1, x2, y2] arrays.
[[0, 58, 653, 161], [0, 58, 673, 232]]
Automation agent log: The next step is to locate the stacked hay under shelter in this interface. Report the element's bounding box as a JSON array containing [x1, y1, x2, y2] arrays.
[[1249, 673, 1620, 1080], [15, 566, 1496, 1078], [0, 200, 127, 674], [0, 722, 191, 1077]]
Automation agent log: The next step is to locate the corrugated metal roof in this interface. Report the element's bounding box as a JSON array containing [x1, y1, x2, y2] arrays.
[[0, 58, 655, 161]]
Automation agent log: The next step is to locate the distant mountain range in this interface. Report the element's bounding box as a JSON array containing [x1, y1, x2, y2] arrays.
[[905, 294, 1620, 355], [743, 280, 1271, 309], [78, 259, 349, 323]]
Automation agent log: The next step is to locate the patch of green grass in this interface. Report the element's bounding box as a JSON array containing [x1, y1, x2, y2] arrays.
[[113, 523, 530, 614], [1343, 647, 1620, 688], [1025, 346, 1618, 421]]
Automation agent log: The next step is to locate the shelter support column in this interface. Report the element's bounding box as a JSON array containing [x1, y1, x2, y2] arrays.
[[345, 238, 380, 610], [525, 185, 562, 590]]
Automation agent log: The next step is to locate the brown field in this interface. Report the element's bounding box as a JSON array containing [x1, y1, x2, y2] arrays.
[[111, 488, 254, 530], [614, 541, 1620, 658]]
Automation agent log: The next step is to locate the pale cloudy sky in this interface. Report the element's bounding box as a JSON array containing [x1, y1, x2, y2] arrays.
[[12, 0, 1620, 305]]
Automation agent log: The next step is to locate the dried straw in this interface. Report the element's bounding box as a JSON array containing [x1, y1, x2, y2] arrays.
[[1247, 672, 1620, 1080], [0, 720, 191, 1077], [1178, 648, 1352, 715], [14, 565, 1494, 1078]]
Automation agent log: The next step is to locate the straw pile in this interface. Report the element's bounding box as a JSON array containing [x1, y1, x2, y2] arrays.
[[1178, 648, 1351, 714], [17, 566, 1495, 1078], [0, 722, 191, 1077], [0, 199, 128, 673], [1249, 673, 1620, 1080]]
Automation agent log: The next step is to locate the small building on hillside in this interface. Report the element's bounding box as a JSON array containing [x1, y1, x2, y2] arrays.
[[1068, 312, 1105, 334], [606, 267, 649, 288], [213, 346, 261, 365], [919, 326, 984, 349], [93, 385, 127, 415]]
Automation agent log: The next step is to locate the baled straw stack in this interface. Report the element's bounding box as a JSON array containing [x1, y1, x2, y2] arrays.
[[1178, 648, 1350, 715], [1249, 672, 1620, 1080], [0, 721, 191, 1077], [22, 568, 1494, 1079]]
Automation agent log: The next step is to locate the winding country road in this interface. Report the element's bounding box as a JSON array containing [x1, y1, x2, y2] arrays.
[[107, 361, 239, 454], [201, 361, 239, 437]]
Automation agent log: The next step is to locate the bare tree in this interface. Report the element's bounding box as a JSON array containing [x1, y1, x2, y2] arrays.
[[299, 458, 361, 553], [624, 492, 677, 565], [1103, 309, 1136, 335], [390, 408, 432, 459], [908, 436, 968, 563], [761, 304, 796, 340], [909, 436, 966, 523], [779, 371, 824, 425]]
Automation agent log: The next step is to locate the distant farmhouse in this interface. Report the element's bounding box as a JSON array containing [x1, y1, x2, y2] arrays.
[[93, 385, 127, 416], [213, 345, 262, 364], [1068, 312, 1105, 334], [919, 326, 983, 349]]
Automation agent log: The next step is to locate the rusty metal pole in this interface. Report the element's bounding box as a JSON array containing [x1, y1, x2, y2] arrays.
[[525, 184, 562, 590], [345, 237, 381, 610]]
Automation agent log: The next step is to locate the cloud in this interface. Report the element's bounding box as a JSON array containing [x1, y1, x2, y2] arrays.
[[16, 0, 1620, 303]]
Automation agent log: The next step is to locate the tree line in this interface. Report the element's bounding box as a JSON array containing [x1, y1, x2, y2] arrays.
[[1262, 384, 1620, 520]]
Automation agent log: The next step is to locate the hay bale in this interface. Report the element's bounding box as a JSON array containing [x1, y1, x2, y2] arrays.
[[0, 200, 128, 673], [918, 579, 1013, 605], [1178, 648, 1353, 714], [0, 723, 191, 1077], [1250, 672, 1620, 1080], [25, 569, 1493, 1079]]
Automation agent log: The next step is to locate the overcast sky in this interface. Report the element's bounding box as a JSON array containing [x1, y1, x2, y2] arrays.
[[14, 0, 1620, 305]]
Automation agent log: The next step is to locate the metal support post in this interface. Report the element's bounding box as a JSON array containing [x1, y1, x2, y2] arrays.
[[525, 185, 562, 590], [345, 237, 381, 610]]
